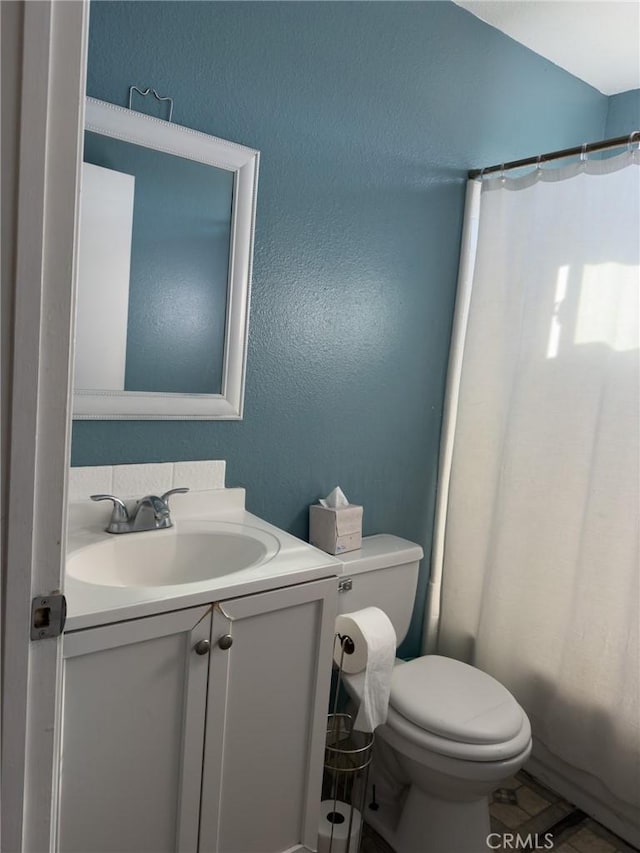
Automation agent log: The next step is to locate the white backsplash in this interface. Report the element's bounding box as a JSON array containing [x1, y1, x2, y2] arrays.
[[68, 460, 226, 502]]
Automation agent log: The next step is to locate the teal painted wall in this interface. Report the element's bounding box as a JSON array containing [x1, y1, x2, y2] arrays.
[[74, 1, 607, 655], [606, 89, 640, 137]]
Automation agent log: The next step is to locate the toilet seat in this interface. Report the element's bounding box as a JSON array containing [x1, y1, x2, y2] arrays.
[[385, 704, 531, 762], [386, 656, 531, 762]]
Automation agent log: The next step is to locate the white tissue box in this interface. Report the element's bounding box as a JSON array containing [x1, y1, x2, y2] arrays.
[[309, 503, 363, 555]]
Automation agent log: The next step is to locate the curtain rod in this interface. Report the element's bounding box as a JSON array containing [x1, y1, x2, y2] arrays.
[[469, 130, 640, 179]]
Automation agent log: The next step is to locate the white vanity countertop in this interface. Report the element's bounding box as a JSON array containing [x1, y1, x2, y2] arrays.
[[65, 488, 342, 632]]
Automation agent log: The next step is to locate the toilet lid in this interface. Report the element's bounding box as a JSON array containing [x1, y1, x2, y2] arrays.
[[390, 656, 524, 745]]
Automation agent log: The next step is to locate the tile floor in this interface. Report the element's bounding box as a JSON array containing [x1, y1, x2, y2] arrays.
[[361, 822, 394, 853], [489, 772, 637, 853], [357, 770, 639, 853]]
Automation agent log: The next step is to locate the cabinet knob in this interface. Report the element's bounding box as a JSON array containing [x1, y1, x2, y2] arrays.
[[194, 639, 211, 656], [217, 634, 233, 650]]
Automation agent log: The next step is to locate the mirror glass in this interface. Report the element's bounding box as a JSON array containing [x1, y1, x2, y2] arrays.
[[73, 98, 259, 420]]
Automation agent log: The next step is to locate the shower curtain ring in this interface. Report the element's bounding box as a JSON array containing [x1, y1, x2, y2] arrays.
[[500, 163, 506, 182], [627, 130, 640, 152], [580, 142, 588, 163]]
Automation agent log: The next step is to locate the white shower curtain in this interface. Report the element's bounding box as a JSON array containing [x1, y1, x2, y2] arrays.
[[435, 151, 640, 845]]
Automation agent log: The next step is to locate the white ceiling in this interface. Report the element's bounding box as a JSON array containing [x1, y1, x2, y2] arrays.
[[454, 1, 640, 95]]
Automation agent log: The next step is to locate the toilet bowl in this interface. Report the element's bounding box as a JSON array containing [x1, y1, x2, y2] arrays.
[[337, 536, 532, 853]]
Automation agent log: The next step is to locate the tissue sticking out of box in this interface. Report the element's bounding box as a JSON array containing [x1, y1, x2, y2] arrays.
[[309, 486, 363, 555], [319, 486, 349, 509]]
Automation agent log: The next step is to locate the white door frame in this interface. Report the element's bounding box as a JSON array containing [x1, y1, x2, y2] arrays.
[[2, 2, 88, 851]]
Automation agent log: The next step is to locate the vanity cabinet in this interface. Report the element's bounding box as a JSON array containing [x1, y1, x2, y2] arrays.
[[58, 578, 336, 853], [58, 605, 212, 853]]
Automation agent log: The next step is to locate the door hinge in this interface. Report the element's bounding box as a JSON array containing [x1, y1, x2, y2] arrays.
[[31, 593, 67, 640]]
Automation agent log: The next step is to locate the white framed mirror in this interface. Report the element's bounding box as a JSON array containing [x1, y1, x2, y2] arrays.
[[73, 97, 259, 420]]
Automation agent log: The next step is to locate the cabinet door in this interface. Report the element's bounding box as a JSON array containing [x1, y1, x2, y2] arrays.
[[58, 605, 212, 853], [200, 577, 337, 853]]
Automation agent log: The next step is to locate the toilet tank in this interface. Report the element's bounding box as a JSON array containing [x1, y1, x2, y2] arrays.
[[336, 534, 424, 647]]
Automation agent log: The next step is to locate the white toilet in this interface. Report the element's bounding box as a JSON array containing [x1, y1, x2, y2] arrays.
[[337, 534, 532, 853]]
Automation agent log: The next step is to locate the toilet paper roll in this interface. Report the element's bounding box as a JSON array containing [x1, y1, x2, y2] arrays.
[[334, 608, 396, 674], [334, 607, 396, 732], [317, 800, 362, 853]]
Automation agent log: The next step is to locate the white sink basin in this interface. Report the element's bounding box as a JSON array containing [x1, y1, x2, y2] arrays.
[[66, 520, 280, 588]]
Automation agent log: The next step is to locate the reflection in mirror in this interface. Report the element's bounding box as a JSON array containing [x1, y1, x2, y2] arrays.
[[73, 98, 259, 420], [80, 132, 233, 394]]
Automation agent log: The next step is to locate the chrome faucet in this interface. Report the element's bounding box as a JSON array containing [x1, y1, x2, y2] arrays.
[[90, 488, 189, 534]]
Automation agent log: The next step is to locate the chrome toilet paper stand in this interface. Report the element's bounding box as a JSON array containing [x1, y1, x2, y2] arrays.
[[323, 633, 374, 853]]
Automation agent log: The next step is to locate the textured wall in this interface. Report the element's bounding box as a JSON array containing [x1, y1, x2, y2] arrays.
[[606, 89, 640, 137], [74, 1, 607, 654]]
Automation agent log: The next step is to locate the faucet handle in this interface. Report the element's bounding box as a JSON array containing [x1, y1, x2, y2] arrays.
[[161, 487, 190, 508], [90, 494, 130, 523]]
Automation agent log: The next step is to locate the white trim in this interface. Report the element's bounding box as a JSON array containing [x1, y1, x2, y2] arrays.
[[2, 2, 88, 850], [422, 179, 482, 654], [84, 97, 257, 170], [73, 98, 260, 420]]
